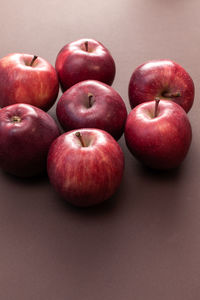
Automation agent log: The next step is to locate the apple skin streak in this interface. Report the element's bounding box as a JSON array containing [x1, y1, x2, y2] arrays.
[[47, 129, 124, 207]]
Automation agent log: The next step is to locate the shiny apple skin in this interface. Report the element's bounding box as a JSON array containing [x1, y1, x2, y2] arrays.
[[125, 100, 192, 169], [0, 104, 60, 177], [128, 60, 195, 113], [47, 129, 124, 207], [0, 53, 59, 111], [55, 38, 116, 91], [56, 80, 127, 140]]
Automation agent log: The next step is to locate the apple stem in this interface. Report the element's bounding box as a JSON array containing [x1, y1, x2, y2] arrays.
[[11, 116, 21, 123], [75, 132, 86, 147], [154, 97, 160, 118], [88, 93, 94, 107], [162, 91, 181, 98], [30, 55, 38, 66], [85, 41, 89, 52]]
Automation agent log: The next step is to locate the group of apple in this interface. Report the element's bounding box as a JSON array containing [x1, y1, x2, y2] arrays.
[[0, 38, 194, 207]]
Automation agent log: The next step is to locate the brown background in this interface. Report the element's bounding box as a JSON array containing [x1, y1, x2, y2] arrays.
[[0, 0, 200, 299]]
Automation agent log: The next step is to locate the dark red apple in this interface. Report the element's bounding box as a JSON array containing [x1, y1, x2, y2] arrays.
[[56, 80, 127, 140], [47, 129, 124, 207], [0, 53, 59, 111], [128, 60, 195, 113], [55, 38, 116, 91], [124, 99, 192, 169], [0, 104, 60, 177]]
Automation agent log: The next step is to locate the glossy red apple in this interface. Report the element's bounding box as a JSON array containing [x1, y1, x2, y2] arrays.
[[0, 104, 60, 177], [125, 99, 192, 169], [47, 129, 124, 207], [55, 38, 116, 91], [56, 80, 127, 140], [128, 60, 195, 113], [0, 53, 59, 111]]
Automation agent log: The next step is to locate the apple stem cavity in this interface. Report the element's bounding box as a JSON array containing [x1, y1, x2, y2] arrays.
[[162, 91, 181, 98], [11, 116, 21, 123], [30, 55, 38, 67], [88, 93, 94, 108], [154, 98, 160, 118], [75, 132, 87, 147], [84, 41, 89, 52]]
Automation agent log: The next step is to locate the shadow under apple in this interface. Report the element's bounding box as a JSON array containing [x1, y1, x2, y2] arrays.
[[49, 176, 127, 219], [0, 168, 49, 187]]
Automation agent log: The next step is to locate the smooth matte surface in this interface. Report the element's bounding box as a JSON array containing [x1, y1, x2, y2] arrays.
[[0, 0, 200, 299]]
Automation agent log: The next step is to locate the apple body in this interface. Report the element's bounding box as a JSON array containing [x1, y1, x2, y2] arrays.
[[0, 53, 59, 111], [47, 129, 124, 207], [55, 38, 116, 91], [124, 100, 192, 169], [128, 60, 195, 113], [0, 104, 60, 177], [56, 80, 127, 140]]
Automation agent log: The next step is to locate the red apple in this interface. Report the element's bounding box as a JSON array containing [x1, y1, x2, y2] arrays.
[[0, 104, 60, 177], [55, 38, 116, 91], [124, 99, 192, 169], [56, 80, 127, 140], [128, 60, 195, 113], [47, 129, 124, 207], [0, 53, 59, 111]]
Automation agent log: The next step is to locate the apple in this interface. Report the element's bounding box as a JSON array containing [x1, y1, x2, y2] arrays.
[[128, 59, 195, 113], [47, 129, 124, 207], [0, 104, 60, 177], [56, 80, 127, 140], [124, 99, 192, 169], [0, 53, 59, 111], [55, 38, 116, 91]]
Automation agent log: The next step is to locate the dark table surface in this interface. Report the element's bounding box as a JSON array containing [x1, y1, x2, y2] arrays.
[[0, 0, 200, 299]]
